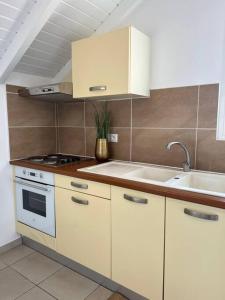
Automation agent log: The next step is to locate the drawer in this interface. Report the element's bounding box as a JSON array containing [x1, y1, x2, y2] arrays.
[[55, 174, 110, 199]]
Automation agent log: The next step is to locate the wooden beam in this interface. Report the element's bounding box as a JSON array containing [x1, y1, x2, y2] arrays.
[[51, 0, 144, 83], [0, 0, 61, 83]]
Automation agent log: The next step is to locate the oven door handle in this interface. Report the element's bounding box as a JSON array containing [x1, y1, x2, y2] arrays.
[[14, 179, 51, 192]]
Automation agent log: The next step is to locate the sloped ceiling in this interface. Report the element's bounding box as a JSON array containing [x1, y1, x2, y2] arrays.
[[0, 0, 124, 79], [0, 0, 28, 48]]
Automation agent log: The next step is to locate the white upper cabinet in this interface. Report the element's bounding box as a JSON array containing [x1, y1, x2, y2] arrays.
[[72, 26, 151, 99]]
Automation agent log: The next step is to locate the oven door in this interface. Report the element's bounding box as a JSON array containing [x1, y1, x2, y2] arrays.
[[15, 177, 55, 237]]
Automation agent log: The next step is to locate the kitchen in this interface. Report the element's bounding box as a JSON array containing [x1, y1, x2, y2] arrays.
[[1, 0, 225, 299]]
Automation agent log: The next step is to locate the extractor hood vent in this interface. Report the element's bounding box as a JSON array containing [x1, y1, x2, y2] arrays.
[[18, 82, 73, 102]]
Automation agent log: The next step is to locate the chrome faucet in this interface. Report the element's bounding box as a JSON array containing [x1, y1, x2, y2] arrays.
[[166, 141, 191, 172]]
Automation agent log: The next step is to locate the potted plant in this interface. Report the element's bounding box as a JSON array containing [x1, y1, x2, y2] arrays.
[[93, 102, 110, 162]]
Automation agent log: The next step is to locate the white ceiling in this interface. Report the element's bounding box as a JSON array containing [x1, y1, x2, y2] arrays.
[[0, 0, 123, 78], [0, 0, 28, 47]]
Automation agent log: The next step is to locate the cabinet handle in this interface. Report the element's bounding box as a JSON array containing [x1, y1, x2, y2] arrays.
[[71, 181, 88, 189], [89, 85, 107, 92], [184, 208, 218, 221], [124, 194, 148, 204], [71, 196, 89, 205]]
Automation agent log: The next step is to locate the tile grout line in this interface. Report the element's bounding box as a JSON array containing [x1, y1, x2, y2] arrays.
[[55, 103, 59, 153], [84, 285, 100, 300], [194, 86, 200, 169]]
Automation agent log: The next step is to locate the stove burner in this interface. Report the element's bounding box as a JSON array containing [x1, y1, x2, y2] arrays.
[[27, 154, 88, 166]]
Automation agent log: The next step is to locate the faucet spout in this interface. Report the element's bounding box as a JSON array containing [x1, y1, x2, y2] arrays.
[[166, 141, 191, 172]]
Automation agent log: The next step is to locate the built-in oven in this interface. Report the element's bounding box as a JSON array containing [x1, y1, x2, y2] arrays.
[[14, 166, 55, 237]]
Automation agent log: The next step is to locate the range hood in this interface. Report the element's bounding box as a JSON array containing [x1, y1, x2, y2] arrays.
[[18, 82, 73, 101]]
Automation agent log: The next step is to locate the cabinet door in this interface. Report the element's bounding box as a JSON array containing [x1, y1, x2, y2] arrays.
[[56, 187, 111, 277], [165, 198, 225, 300], [111, 186, 165, 300], [72, 27, 129, 98]]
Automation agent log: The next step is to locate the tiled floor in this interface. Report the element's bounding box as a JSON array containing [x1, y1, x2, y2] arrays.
[[0, 245, 113, 300]]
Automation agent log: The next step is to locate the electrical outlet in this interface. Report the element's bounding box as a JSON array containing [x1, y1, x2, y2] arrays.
[[108, 133, 118, 143]]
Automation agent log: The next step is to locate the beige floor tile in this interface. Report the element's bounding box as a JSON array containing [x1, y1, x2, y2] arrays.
[[11, 252, 62, 284], [17, 286, 55, 300], [0, 267, 34, 300], [39, 267, 98, 300], [85, 286, 113, 300], [0, 245, 34, 265], [0, 259, 6, 270]]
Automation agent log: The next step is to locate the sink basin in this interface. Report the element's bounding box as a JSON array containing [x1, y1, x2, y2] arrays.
[[125, 167, 182, 182], [174, 172, 225, 195]]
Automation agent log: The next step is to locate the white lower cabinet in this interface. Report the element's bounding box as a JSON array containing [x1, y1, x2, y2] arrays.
[[111, 186, 165, 300], [55, 187, 111, 277], [165, 198, 225, 300]]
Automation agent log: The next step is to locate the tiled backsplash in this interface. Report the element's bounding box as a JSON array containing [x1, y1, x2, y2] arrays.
[[7, 83, 224, 173], [7, 85, 57, 158]]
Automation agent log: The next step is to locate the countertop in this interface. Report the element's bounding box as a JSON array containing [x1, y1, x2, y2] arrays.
[[10, 159, 225, 209]]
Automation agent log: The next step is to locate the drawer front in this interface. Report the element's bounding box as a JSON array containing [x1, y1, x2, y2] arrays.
[[55, 174, 110, 199], [56, 187, 111, 277]]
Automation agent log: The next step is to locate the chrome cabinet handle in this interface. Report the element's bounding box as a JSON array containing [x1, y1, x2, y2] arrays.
[[71, 182, 88, 189], [14, 179, 50, 192], [89, 85, 107, 92], [124, 194, 148, 204], [71, 196, 89, 205], [184, 208, 219, 221]]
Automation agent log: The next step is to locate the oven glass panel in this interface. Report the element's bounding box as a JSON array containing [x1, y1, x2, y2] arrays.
[[22, 190, 46, 217]]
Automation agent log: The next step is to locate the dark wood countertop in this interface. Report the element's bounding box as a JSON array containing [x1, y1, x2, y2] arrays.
[[10, 159, 225, 210]]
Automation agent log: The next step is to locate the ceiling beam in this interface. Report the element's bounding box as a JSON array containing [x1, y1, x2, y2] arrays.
[[51, 0, 144, 83], [0, 0, 61, 83]]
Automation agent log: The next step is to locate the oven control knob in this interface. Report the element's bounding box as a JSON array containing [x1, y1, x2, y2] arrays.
[[40, 173, 43, 179], [23, 169, 26, 175]]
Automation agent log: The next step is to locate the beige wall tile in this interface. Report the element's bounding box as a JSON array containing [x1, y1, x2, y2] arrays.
[[85, 127, 131, 161], [198, 84, 219, 128], [57, 102, 84, 127], [109, 128, 131, 161], [132, 86, 198, 128], [85, 101, 105, 127], [196, 130, 225, 172], [85, 100, 131, 127], [132, 128, 196, 168], [107, 99, 131, 127], [86, 127, 96, 157], [7, 93, 56, 127], [9, 127, 56, 159], [58, 127, 85, 155]]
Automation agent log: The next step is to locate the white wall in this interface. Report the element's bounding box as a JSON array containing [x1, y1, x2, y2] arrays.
[[0, 85, 18, 247], [119, 0, 225, 89]]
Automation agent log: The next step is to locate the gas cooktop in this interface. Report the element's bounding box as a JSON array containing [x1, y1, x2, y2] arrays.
[[26, 154, 90, 166]]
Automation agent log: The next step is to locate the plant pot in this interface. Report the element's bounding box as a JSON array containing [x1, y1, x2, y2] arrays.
[[95, 138, 109, 162]]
